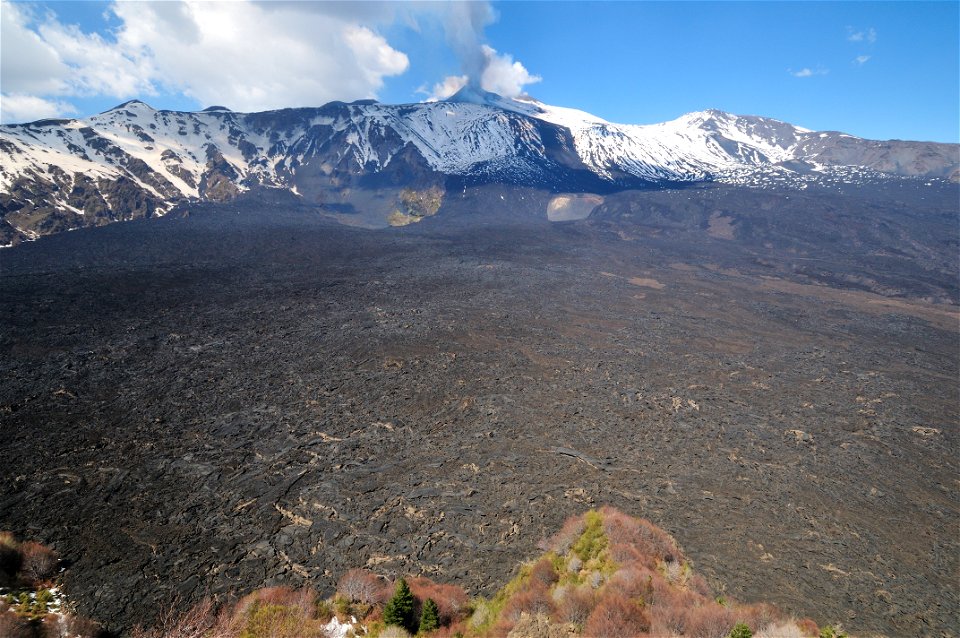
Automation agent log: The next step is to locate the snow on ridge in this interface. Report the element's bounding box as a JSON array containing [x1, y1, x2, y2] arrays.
[[517, 98, 824, 179], [1, 92, 914, 214]]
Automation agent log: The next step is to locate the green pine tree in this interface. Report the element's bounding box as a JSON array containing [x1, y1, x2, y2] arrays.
[[384, 577, 416, 632], [419, 598, 440, 633]]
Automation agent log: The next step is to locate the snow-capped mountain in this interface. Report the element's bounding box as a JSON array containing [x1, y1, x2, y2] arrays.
[[1, 89, 956, 244]]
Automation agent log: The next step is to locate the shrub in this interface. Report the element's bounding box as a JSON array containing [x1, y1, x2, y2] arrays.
[[19, 541, 57, 584], [338, 569, 385, 605], [241, 604, 304, 638], [572, 511, 607, 562], [607, 564, 656, 601], [796, 618, 820, 637], [315, 599, 334, 623], [608, 541, 646, 567], [333, 595, 353, 618], [649, 586, 698, 635], [529, 557, 559, 588], [546, 515, 586, 555], [232, 587, 314, 622], [131, 597, 225, 638], [688, 574, 714, 598], [819, 626, 848, 638], [407, 576, 469, 624], [755, 621, 805, 638], [684, 603, 736, 638], [600, 507, 684, 565], [501, 583, 555, 624], [738, 603, 783, 632], [0, 610, 32, 638], [384, 578, 416, 633], [729, 621, 753, 638], [582, 592, 651, 637], [554, 586, 595, 626], [419, 598, 440, 633]]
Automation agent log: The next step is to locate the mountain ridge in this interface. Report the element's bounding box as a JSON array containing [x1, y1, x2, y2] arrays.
[[1, 93, 957, 245]]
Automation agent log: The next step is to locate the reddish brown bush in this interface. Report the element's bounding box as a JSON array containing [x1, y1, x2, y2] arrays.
[[739, 602, 783, 632], [406, 576, 469, 624], [19, 541, 58, 584], [600, 507, 684, 565], [796, 618, 820, 637], [649, 586, 698, 635], [687, 573, 713, 598], [648, 572, 696, 608], [608, 541, 651, 568], [684, 603, 736, 638], [554, 586, 595, 625], [546, 515, 586, 554], [583, 592, 651, 637], [428, 619, 470, 637], [607, 564, 656, 601], [501, 583, 555, 624], [529, 557, 559, 588], [490, 616, 519, 637], [131, 598, 227, 638], [0, 610, 32, 638], [338, 569, 386, 605]]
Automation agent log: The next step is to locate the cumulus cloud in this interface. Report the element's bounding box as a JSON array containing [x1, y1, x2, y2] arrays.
[[0, 0, 412, 122], [790, 67, 829, 78], [847, 27, 877, 43], [853, 55, 871, 66], [0, 0, 541, 122], [0, 93, 76, 122], [479, 45, 541, 97], [1, 2, 71, 96], [110, 1, 409, 111]]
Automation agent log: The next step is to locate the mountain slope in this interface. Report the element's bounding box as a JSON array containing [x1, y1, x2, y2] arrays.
[[1, 92, 956, 245]]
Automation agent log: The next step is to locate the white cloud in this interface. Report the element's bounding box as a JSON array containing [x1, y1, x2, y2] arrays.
[[0, 0, 539, 120], [423, 75, 469, 101], [847, 27, 877, 43], [343, 25, 410, 86], [1, 93, 76, 122], [37, 18, 156, 97], [0, 2, 71, 95], [854, 55, 871, 66], [110, 1, 410, 111], [0, 0, 413, 119], [790, 67, 829, 78], [479, 45, 541, 97]]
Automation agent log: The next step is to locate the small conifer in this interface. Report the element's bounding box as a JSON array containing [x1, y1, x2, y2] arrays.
[[419, 598, 440, 633], [384, 577, 416, 632]]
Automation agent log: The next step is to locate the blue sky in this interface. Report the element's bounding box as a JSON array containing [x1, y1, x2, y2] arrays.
[[2, 1, 957, 142]]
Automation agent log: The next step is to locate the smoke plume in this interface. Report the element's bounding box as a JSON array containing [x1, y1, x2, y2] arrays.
[[434, 1, 540, 99]]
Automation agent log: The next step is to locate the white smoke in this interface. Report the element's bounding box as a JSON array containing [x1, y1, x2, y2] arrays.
[[434, 1, 541, 98], [442, 2, 496, 89]]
